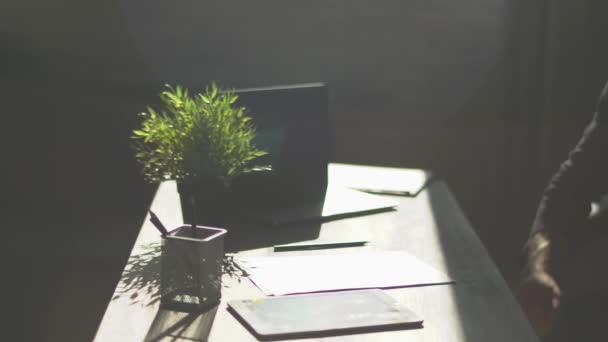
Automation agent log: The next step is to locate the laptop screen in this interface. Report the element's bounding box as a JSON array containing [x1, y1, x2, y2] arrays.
[[229, 83, 329, 209]]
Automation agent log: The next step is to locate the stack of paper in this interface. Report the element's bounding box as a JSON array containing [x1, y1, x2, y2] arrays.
[[236, 251, 452, 296]]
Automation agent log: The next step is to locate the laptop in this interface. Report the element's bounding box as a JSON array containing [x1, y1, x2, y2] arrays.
[[228, 83, 397, 225]]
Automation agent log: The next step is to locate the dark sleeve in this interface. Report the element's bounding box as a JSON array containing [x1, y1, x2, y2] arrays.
[[531, 81, 608, 238]]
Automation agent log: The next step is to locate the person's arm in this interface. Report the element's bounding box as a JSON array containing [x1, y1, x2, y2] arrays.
[[519, 81, 608, 336]]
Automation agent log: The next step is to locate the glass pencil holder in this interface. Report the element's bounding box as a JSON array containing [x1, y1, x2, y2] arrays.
[[161, 224, 227, 311]]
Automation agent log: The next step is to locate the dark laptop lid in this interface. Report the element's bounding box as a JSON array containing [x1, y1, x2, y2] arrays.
[[229, 83, 329, 209]]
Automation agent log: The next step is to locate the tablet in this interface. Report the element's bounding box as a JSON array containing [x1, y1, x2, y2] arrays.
[[227, 289, 423, 339]]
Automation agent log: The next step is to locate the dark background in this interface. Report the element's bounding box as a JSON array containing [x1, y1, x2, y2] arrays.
[[2, 0, 608, 340]]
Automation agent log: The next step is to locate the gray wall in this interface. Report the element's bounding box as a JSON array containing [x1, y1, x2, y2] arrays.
[[117, 0, 510, 166]]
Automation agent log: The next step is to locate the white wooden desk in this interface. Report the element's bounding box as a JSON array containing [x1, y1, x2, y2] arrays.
[[94, 164, 538, 342]]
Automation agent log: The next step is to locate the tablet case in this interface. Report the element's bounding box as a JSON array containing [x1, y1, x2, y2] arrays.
[[227, 289, 423, 339]]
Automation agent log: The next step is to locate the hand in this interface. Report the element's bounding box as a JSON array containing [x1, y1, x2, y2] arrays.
[[517, 270, 562, 336]]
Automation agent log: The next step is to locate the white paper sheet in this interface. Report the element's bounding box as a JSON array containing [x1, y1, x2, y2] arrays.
[[319, 186, 399, 217], [236, 252, 452, 296], [328, 163, 431, 196]]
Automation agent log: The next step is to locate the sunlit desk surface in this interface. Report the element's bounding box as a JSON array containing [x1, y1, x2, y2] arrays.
[[94, 164, 538, 342]]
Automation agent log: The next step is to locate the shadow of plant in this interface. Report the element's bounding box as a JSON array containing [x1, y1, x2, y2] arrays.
[[112, 242, 247, 306], [144, 305, 219, 342]]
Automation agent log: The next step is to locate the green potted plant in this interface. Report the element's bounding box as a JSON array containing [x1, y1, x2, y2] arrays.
[[132, 82, 271, 227]]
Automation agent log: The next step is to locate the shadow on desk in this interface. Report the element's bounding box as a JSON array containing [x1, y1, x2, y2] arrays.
[[144, 305, 219, 342], [112, 244, 249, 307], [109, 221, 321, 310], [223, 221, 322, 252]]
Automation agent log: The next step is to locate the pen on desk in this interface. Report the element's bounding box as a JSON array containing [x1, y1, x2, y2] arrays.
[[274, 240, 369, 252], [356, 188, 411, 196], [148, 210, 169, 236]]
